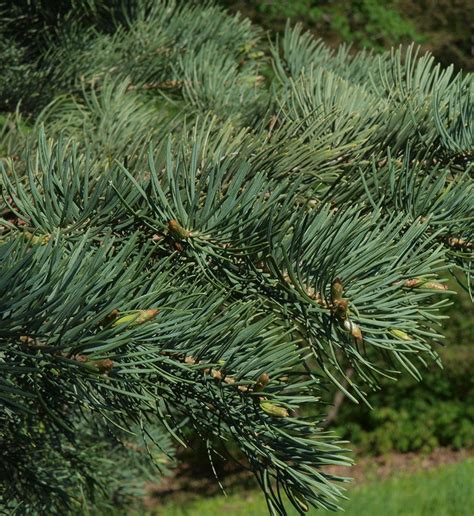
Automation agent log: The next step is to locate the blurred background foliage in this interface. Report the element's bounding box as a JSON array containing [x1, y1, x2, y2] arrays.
[[332, 280, 474, 455], [219, 0, 474, 71]]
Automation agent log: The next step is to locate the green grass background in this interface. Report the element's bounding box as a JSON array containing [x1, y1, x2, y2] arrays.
[[158, 459, 474, 516]]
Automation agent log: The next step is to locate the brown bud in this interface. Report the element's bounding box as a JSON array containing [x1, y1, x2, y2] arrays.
[[19, 336, 42, 347], [255, 373, 269, 391], [333, 298, 349, 319], [91, 358, 114, 373], [113, 309, 158, 327], [447, 237, 473, 250], [102, 308, 120, 325], [168, 219, 191, 239], [343, 319, 363, 343], [211, 369, 223, 381], [173, 241, 184, 252], [403, 278, 448, 290], [331, 277, 344, 302], [404, 278, 423, 288], [135, 309, 159, 324]]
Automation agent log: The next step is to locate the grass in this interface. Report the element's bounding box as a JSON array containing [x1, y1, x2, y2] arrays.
[[156, 459, 474, 515]]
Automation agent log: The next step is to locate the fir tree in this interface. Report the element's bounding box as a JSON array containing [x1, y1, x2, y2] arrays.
[[0, 1, 472, 513]]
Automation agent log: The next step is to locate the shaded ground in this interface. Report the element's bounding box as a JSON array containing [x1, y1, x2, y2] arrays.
[[145, 447, 474, 510], [327, 447, 474, 482]]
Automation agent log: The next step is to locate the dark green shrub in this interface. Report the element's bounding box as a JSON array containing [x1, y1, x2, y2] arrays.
[[332, 285, 474, 455]]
